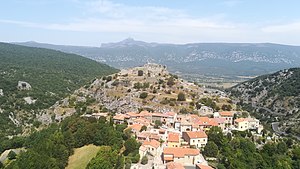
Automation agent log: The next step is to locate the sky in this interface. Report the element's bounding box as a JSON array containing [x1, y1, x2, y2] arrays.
[[1, 0, 300, 46]]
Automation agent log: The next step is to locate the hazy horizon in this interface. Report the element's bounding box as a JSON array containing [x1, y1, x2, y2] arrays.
[[8, 38, 300, 48]]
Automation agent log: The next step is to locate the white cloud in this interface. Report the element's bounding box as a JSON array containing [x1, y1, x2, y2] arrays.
[[0, 0, 236, 35], [1, 0, 299, 45], [262, 22, 300, 33]]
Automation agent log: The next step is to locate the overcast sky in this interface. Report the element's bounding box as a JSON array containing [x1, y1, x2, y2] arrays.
[[1, 0, 300, 46]]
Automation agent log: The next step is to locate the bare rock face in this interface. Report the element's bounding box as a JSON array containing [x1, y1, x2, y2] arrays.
[[17, 81, 32, 90], [0, 89, 3, 96]]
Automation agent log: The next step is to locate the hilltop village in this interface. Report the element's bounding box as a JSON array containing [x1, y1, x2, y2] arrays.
[[63, 63, 264, 169]]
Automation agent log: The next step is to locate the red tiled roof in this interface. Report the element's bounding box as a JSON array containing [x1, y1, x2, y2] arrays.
[[152, 113, 167, 117], [163, 147, 200, 158], [113, 114, 129, 120], [214, 117, 226, 124], [166, 162, 185, 169], [168, 133, 180, 142], [235, 118, 248, 123], [164, 156, 174, 161], [128, 124, 143, 131], [198, 117, 218, 126], [185, 131, 207, 139], [219, 111, 234, 117], [142, 139, 160, 148], [139, 110, 151, 117], [137, 132, 160, 141], [126, 112, 140, 117], [165, 112, 176, 116], [133, 118, 150, 126], [196, 164, 214, 169]]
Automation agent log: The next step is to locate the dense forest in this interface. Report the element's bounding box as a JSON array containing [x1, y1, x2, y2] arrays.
[[204, 127, 300, 169], [1, 115, 140, 169], [0, 43, 118, 136]]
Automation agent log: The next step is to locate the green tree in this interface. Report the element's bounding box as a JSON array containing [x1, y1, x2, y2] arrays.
[[277, 141, 288, 154], [221, 104, 232, 111], [7, 150, 17, 160], [124, 138, 139, 155], [87, 146, 117, 169], [177, 92, 186, 101], [167, 77, 175, 86], [139, 92, 148, 99], [140, 125, 147, 132], [207, 126, 225, 147], [203, 141, 218, 157], [141, 156, 148, 165], [154, 120, 162, 129], [138, 70, 143, 76]]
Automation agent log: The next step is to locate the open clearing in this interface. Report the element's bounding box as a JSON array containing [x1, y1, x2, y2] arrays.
[[66, 144, 100, 169]]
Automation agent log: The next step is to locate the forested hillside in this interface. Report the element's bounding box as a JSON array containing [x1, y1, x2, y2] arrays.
[[0, 43, 117, 136], [229, 68, 300, 136]]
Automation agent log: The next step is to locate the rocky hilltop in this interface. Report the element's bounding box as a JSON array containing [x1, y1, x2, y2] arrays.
[[42, 63, 233, 124]]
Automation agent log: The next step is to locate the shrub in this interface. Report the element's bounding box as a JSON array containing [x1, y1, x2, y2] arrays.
[[177, 92, 186, 101], [141, 156, 148, 165], [138, 70, 143, 76], [139, 92, 148, 99]]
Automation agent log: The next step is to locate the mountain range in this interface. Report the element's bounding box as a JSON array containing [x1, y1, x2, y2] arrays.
[[14, 39, 300, 78]]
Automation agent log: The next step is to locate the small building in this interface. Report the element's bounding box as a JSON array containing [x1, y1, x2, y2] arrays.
[[196, 117, 218, 131], [175, 121, 193, 132], [127, 124, 143, 134], [247, 118, 260, 129], [182, 131, 208, 148], [139, 139, 160, 157], [198, 106, 214, 115], [113, 114, 130, 124], [167, 133, 180, 147], [214, 118, 226, 131], [137, 131, 160, 142], [219, 111, 234, 125], [163, 147, 201, 165], [234, 118, 249, 131]]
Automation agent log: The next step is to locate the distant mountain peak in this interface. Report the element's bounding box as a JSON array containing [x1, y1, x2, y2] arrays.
[[101, 38, 158, 48], [121, 37, 135, 42]]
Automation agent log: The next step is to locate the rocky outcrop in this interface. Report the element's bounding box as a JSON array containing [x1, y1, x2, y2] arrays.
[[17, 81, 32, 90]]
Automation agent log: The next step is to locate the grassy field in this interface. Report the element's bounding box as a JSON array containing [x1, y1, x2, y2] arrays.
[[66, 144, 100, 169]]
